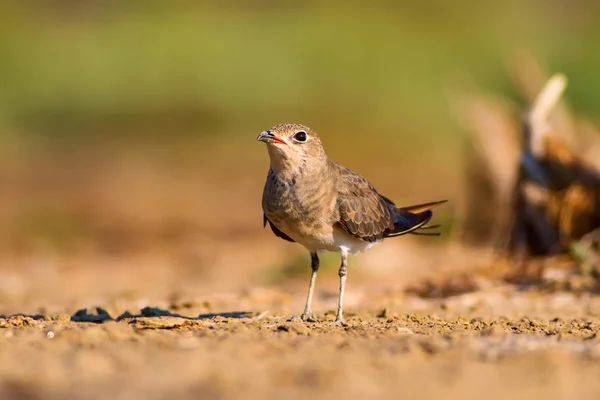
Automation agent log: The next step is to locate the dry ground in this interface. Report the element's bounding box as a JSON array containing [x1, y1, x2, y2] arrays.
[[2, 272, 600, 400], [1, 146, 600, 399]]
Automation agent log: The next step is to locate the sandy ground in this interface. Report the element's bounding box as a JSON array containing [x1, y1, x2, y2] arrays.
[[1, 146, 599, 399], [2, 272, 600, 400]]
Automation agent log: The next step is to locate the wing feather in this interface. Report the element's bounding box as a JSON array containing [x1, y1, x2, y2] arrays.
[[335, 166, 446, 241], [336, 170, 395, 242], [263, 214, 295, 242]]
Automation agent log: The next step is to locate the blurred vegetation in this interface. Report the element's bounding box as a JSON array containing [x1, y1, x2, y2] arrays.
[[1, 0, 599, 151], [1, 0, 600, 252]]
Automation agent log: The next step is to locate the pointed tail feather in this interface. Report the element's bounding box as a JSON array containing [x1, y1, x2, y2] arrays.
[[418, 224, 441, 230], [385, 200, 447, 238], [410, 231, 442, 236], [409, 224, 443, 236], [399, 200, 448, 214]]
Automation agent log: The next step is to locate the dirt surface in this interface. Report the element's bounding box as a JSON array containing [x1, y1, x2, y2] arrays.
[[0, 145, 598, 399], [2, 281, 600, 400]]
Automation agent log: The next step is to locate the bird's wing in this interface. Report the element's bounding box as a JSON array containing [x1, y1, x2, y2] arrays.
[[335, 168, 395, 242], [263, 214, 296, 242], [335, 166, 447, 241], [386, 200, 447, 237]]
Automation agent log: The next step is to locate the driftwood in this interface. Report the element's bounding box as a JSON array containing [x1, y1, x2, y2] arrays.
[[409, 58, 600, 297], [510, 75, 600, 260]]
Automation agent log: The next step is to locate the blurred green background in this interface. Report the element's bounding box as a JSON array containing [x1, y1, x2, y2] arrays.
[[2, 1, 599, 140], [0, 0, 599, 255]]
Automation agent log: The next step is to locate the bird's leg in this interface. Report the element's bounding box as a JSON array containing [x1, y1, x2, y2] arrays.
[[288, 252, 319, 322], [331, 251, 348, 326], [301, 252, 320, 320]]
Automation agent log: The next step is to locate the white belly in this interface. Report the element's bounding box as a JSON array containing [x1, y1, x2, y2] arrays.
[[332, 228, 381, 255], [287, 224, 381, 255]]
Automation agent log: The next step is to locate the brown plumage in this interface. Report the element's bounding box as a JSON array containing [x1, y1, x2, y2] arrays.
[[258, 123, 446, 324]]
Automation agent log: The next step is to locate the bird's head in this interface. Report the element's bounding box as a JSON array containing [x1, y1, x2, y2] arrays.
[[257, 123, 326, 173]]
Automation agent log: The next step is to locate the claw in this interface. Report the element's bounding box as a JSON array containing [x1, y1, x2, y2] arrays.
[[329, 319, 347, 327]]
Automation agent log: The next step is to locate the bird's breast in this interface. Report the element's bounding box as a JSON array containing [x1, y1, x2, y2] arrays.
[[262, 170, 338, 249]]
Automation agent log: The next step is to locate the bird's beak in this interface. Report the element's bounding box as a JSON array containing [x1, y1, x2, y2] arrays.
[[257, 131, 287, 145]]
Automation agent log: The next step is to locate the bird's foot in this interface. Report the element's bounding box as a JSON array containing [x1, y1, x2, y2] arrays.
[[329, 319, 347, 327], [287, 313, 317, 323]]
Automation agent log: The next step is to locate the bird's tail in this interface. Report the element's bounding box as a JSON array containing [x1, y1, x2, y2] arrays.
[[386, 200, 448, 238]]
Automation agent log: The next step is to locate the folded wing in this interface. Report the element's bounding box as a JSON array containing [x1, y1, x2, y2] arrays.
[[335, 167, 447, 241]]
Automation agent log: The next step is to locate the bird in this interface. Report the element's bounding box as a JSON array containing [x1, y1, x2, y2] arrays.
[[257, 123, 447, 325]]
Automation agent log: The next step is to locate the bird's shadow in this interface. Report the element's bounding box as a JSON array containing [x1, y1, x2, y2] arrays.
[[70, 307, 255, 323], [1, 308, 256, 324]]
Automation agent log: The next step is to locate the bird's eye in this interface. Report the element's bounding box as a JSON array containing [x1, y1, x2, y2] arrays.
[[293, 131, 308, 142]]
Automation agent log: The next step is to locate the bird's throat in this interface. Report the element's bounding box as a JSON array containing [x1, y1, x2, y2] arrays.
[[266, 146, 305, 175], [266, 145, 330, 188]]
